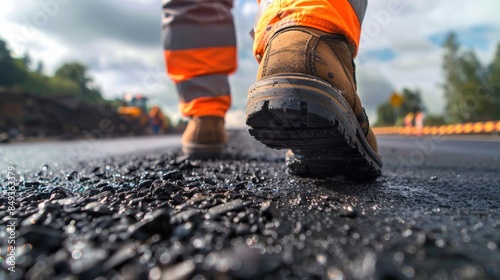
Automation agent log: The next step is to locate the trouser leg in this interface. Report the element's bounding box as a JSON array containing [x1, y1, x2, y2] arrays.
[[253, 0, 366, 58], [162, 0, 237, 117]]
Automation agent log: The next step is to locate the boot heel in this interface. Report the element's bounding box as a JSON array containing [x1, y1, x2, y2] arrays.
[[246, 73, 357, 149], [246, 73, 382, 179]]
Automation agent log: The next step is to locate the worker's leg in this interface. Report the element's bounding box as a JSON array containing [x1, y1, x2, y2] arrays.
[[162, 0, 236, 158], [162, 0, 236, 118], [254, 0, 364, 58], [247, 0, 382, 180]]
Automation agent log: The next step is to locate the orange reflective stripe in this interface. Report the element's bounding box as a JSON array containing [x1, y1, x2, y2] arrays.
[[165, 47, 237, 83], [254, 0, 364, 58], [176, 74, 230, 103], [179, 96, 231, 118]]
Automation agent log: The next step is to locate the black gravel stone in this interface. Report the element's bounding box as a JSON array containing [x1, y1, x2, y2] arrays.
[[161, 259, 195, 280], [173, 222, 194, 240], [20, 225, 63, 253], [260, 200, 282, 220], [204, 199, 251, 220], [170, 209, 202, 224], [127, 210, 172, 240], [138, 179, 154, 189], [160, 170, 183, 180], [339, 204, 358, 218], [150, 180, 179, 196], [83, 201, 111, 216], [103, 244, 137, 271]]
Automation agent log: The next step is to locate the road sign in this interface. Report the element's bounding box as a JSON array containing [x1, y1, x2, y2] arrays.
[[389, 93, 404, 108]]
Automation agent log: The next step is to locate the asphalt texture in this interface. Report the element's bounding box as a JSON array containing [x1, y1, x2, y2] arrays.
[[1, 130, 499, 280], [0, 135, 181, 173]]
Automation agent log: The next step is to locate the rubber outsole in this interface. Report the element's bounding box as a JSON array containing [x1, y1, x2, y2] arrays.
[[246, 74, 382, 181]]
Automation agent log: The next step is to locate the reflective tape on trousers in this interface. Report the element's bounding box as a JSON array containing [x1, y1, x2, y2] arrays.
[[348, 0, 367, 23], [163, 24, 236, 51], [176, 74, 230, 103], [162, 0, 236, 50], [162, 0, 234, 25]]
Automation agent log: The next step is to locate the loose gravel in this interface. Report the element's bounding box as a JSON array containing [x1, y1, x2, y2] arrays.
[[1, 131, 499, 280]]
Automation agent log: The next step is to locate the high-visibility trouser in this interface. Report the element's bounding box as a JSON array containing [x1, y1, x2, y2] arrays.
[[254, 0, 366, 58], [163, 0, 366, 118], [162, 0, 237, 118]]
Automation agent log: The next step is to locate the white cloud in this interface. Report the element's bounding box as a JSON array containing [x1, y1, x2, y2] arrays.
[[225, 109, 248, 129], [0, 1, 13, 17], [241, 0, 258, 18]]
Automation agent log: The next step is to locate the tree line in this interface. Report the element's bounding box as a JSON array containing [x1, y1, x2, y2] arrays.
[[376, 33, 500, 126], [0, 37, 105, 104]]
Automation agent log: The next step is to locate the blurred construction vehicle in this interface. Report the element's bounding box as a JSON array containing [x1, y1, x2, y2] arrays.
[[118, 93, 169, 135], [118, 93, 149, 134]]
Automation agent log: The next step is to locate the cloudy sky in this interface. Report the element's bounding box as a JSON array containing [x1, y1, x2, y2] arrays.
[[1, 0, 500, 127]]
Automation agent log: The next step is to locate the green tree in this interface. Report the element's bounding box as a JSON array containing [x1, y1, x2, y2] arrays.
[[442, 33, 464, 123], [20, 71, 51, 96], [36, 61, 44, 73], [460, 50, 494, 122], [22, 51, 32, 69], [0, 39, 26, 87], [20, 71, 74, 97], [487, 43, 500, 120], [55, 62, 104, 103], [442, 33, 499, 123], [374, 103, 396, 126], [400, 88, 424, 117], [47, 75, 81, 96], [55, 62, 91, 90], [425, 115, 447, 126]]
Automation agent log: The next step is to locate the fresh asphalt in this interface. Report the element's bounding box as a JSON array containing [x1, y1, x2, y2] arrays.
[[0, 135, 181, 173], [2, 132, 499, 174], [1, 130, 499, 279]]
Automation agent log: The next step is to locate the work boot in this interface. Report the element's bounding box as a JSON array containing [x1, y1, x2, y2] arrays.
[[246, 27, 382, 180], [182, 116, 227, 159]]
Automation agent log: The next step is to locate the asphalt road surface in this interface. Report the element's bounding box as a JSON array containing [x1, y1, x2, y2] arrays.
[[0, 135, 181, 173], [1, 130, 499, 280]]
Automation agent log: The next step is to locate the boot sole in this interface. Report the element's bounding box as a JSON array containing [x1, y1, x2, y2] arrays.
[[246, 74, 382, 180]]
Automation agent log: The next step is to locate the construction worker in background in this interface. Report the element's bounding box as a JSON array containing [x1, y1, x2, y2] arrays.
[[149, 106, 164, 135], [415, 111, 425, 137], [404, 112, 415, 136], [162, 0, 382, 179]]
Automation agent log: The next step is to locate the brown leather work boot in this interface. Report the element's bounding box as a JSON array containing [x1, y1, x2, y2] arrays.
[[182, 116, 227, 159], [246, 27, 382, 180]]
